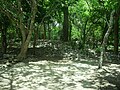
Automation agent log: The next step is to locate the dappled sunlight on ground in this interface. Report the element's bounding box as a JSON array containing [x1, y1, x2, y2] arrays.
[[0, 58, 120, 90]]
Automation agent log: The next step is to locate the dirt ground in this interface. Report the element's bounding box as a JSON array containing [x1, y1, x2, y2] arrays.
[[0, 40, 120, 90], [0, 57, 120, 90]]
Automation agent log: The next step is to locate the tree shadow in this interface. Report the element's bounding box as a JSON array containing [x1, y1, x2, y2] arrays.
[[97, 68, 120, 90], [0, 69, 14, 90], [80, 79, 97, 89], [75, 58, 98, 66]]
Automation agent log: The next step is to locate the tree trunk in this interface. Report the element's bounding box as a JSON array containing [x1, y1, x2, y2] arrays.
[[98, 10, 115, 69], [43, 22, 46, 39], [40, 23, 45, 39], [0, 15, 9, 54], [102, 22, 108, 50], [17, 0, 37, 60], [82, 19, 88, 49], [62, 6, 69, 42], [18, 0, 26, 43], [92, 31, 95, 49], [1, 27, 7, 53], [33, 28, 38, 55], [114, 12, 119, 55], [17, 30, 33, 60], [48, 22, 51, 40], [69, 21, 72, 41]]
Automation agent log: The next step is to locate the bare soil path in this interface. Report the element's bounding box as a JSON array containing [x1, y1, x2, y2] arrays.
[[0, 58, 120, 90]]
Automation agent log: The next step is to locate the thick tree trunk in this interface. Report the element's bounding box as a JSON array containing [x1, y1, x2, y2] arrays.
[[17, 30, 33, 60], [114, 13, 119, 55], [17, 0, 37, 60], [62, 6, 69, 42], [98, 10, 115, 69]]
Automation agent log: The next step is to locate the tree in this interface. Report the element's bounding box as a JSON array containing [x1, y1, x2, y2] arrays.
[[98, 10, 115, 69], [62, 5, 69, 41], [0, 14, 10, 53], [113, 5, 120, 55], [17, 0, 37, 60], [0, 0, 37, 60]]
